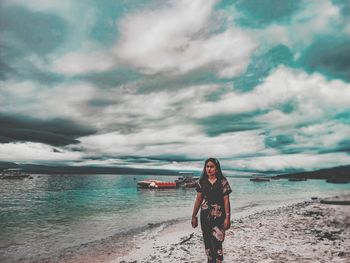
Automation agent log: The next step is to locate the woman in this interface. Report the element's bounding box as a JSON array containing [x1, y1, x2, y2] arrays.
[[191, 158, 232, 263]]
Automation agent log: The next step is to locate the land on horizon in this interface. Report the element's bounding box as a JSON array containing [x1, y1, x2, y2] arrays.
[[1, 161, 349, 180]]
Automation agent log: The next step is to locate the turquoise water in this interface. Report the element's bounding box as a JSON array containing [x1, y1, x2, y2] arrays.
[[0, 174, 349, 262]]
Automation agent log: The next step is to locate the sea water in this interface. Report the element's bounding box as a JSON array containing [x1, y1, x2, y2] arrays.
[[0, 173, 349, 262]]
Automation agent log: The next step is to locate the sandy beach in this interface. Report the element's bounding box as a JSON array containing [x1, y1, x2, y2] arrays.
[[116, 196, 350, 263], [4, 195, 349, 263]]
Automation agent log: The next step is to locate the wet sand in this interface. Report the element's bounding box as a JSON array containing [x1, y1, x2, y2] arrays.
[[116, 196, 350, 263]]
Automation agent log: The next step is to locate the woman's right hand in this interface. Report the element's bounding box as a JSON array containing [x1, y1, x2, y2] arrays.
[[191, 216, 198, 228]]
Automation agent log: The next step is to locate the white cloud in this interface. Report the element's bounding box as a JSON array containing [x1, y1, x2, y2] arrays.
[[229, 152, 350, 172], [51, 50, 116, 76], [80, 84, 220, 130], [79, 126, 266, 161], [0, 142, 82, 162], [0, 80, 98, 120], [114, 0, 257, 77], [183, 66, 350, 170], [191, 66, 350, 123], [5, 0, 257, 78], [294, 122, 350, 150], [2, 65, 349, 173], [253, 0, 341, 50]]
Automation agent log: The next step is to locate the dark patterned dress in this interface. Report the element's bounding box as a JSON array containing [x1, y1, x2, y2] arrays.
[[196, 176, 232, 263]]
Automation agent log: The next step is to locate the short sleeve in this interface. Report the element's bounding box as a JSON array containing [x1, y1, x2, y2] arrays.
[[221, 178, 232, 196], [195, 181, 202, 193]]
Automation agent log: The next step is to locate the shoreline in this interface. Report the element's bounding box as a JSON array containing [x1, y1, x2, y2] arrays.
[[116, 195, 350, 263], [2, 194, 349, 263]]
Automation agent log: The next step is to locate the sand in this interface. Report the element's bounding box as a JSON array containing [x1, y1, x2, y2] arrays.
[[115, 197, 350, 263]]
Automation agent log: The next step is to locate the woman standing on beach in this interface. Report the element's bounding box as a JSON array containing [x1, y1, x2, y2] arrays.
[[191, 158, 232, 263]]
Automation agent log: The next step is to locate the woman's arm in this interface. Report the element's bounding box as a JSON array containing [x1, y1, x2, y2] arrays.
[[191, 192, 203, 228], [223, 195, 231, 230]]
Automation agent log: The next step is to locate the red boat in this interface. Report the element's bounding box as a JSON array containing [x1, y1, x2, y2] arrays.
[[137, 180, 177, 189], [151, 181, 177, 189]]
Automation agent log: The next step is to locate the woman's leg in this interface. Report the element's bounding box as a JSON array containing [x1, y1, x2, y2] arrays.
[[201, 214, 215, 262], [204, 226, 224, 262], [212, 226, 224, 262], [202, 225, 215, 262]]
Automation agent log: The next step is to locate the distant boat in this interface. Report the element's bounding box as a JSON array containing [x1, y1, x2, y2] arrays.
[[137, 179, 159, 188], [175, 174, 199, 188], [288, 178, 307, 181], [150, 181, 177, 189], [326, 178, 349, 184], [270, 177, 280, 180], [137, 174, 199, 189], [137, 179, 177, 189], [0, 168, 30, 179], [250, 177, 270, 182]]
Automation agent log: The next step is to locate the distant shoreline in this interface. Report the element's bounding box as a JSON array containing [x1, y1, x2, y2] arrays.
[[274, 164, 350, 180], [1, 161, 349, 180]]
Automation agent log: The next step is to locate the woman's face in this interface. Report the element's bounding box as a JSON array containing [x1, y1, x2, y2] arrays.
[[206, 161, 217, 177]]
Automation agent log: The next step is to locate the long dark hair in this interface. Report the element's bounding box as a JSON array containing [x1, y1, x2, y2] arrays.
[[200, 157, 224, 182]]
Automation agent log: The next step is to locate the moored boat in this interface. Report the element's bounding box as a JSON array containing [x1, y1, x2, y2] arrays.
[[288, 178, 307, 181], [149, 181, 177, 189], [137, 179, 177, 189], [137, 179, 160, 188], [175, 172, 199, 188], [250, 177, 270, 182], [326, 178, 349, 184]]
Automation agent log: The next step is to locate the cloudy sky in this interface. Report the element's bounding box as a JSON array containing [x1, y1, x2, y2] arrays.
[[1, 0, 350, 173]]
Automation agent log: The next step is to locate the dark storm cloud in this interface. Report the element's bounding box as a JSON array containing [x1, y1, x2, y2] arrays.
[[123, 155, 202, 163], [233, 45, 294, 92], [0, 115, 96, 146], [0, 128, 80, 146], [301, 38, 350, 82], [198, 111, 266, 136], [81, 155, 200, 163], [335, 139, 350, 153]]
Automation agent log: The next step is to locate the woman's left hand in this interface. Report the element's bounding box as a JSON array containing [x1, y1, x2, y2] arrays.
[[223, 218, 230, 230]]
